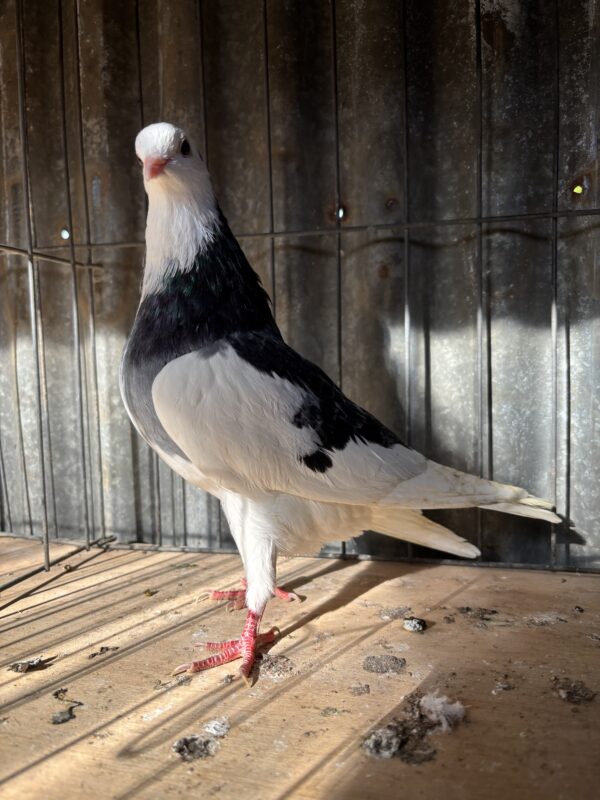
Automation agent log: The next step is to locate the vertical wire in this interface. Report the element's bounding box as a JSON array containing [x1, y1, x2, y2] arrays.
[[198, 0, 218, 550], [15, 0, 50, 567], [74, 0, 106, 541], [402, 0, 413, 559], [262, 0, 276, 317], [330, 0, 346, 556], [550, 0, 562, 566], [475, 0, 486, 554], [0, 425, 13, 532], [135, 0, 162, 546], [58, 0, 91, 547]]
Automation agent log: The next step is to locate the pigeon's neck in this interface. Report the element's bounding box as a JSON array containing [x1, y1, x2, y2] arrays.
[[142, 177, 219, 297], [131, 208, 279, 358]]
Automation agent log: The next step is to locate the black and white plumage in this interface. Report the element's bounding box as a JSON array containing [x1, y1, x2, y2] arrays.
[[121, 123, 559, 676]]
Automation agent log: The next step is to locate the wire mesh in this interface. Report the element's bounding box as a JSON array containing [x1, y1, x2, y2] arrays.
[[1, 0, 599, 587]]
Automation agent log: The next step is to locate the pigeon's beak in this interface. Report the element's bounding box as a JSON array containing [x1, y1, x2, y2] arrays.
[[144, 157, 170, 182]]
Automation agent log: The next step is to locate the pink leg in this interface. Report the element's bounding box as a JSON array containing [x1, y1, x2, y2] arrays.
[[173, 610, 278, 684], [208, 577, 300, 610]]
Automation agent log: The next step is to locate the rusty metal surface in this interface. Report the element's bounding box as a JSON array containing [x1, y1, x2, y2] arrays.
[[0, 0, 599, 570]]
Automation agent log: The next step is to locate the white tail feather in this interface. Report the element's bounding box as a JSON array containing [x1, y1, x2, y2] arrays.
[[372, 508, 481, 559], [480, 501, 561, 524]]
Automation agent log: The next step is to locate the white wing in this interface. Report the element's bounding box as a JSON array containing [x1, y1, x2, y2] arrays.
[[151, 338, 428, 505]]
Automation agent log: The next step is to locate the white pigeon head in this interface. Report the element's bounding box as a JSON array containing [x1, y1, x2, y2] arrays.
[[135, 122, 219, 296], [135, 122, 208, 190]]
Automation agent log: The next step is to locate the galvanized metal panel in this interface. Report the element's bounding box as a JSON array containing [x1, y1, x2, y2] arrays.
[[406, 0, 478, 221], [480, 221, 554, 564]]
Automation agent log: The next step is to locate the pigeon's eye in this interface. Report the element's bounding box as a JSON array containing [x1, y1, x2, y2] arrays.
[[136, 156, 143, 168], [180, 139, 191, 156]]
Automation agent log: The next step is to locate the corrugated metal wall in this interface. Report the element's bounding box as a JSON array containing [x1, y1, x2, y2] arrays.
[[0, 0, 599, 569]]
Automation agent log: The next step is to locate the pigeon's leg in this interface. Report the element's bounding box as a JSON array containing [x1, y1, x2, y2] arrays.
[[173, 609, 278, 682], [208, 577, 300, 610], [176, 537, 279, 682]]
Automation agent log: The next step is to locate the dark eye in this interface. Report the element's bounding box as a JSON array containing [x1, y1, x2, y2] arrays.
[[136, 156, 143, 167], [180, 139, 191, 156]]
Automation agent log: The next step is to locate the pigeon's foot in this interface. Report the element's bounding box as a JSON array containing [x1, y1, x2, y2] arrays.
[[173, 610, 278, 684], [209, 578, 300, 611]]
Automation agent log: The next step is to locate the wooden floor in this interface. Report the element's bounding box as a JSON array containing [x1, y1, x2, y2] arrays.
[[0, 536, 598, 800]]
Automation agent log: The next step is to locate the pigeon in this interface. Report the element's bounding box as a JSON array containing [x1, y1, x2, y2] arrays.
[[120, 122, 560, 682]]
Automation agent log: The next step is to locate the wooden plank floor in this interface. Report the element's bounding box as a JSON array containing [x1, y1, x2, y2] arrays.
[[0, 535, 598, 800]]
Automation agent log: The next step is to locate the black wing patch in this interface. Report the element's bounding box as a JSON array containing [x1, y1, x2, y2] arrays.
[[227, 331, 405, 472]]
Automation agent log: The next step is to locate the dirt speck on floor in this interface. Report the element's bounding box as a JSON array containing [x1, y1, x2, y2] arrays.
[[363, 655, 406, 674], [350, 684, 370, 696], [320, 707, 350, 717], [491, 677, 515, 695], [573, 605, 584, 614], [88, 646, 119, 659], [380, 606, 411, 621], [457, 606, 498, 621], [173, 735, 219, 761], [221, 674, 235, 685], [153, 675, 192, 690], [443, 615, 455, 624], [362, 691, 465, 763], [551, 677, 596, 704], [256, 654, 296, 681], [52, 707, 77, 725], [525, 612, 567, 627]]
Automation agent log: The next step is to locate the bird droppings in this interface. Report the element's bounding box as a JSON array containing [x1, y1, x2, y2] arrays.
[[457, 606, 498, 621], [573, 605, 585, 614], [314, 631, 335, 642], [380, 606, 412, 621], [363, 655, 406, 674], [525, 612, 567, 627], [256, 654, 296, 681], [153, 675, 192, 691], [51, 688, 83, 725], [403, 617, 427, 633], [362, 691, 465, 763], [221, 674, 235, 686], [144, 588, 159, 597], [551, 677, 596, 704], [586, 633, 600, 643], [88, 646, 119, 659], [173, 735, 219, 761], [8, 656, 56, 673], [321, 707, 350, 717], [52, 707, 77, 725], [350, 684, 371, 696], [203, 717, 230, 738], [491, 678, 515, 695]]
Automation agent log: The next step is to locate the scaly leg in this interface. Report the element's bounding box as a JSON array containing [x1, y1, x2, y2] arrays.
[[173, 609, 277, 683], [208, 577, 300, 611]]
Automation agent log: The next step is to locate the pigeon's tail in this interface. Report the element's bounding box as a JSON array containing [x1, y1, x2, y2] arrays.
[[478, 496, 561, 524], [371, 508, 481, 559]]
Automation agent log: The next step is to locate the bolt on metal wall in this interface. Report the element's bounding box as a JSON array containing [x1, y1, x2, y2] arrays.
[[0, 0, 599, 571]]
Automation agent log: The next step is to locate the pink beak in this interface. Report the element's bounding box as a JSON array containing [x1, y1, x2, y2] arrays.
[[144, 157, 170, 181]]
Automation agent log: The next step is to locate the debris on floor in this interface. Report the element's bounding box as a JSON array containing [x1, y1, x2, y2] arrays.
[[88, 646, 119, 659], [153, 675, 192, 691], [403, 617, 427, 633], [350, 684, 370, 696], [144, 588, 159, 597], [551, 677, 596, 705], [221, 674, 234, 685], [320, 707, 350, 717], [573, 605, 585, 614], [443, 614, 455, 623], [379, 607, 411, 621], [203, 717, 230, 738], [172, 735, 220, 761], [363, 655, 406, 674], [256, 654, 296, 681], [8, 656, 56, 673], [491, 678, 515, 695], [457, 606, 498, 621], [51, 688, 83, 725], [362, 691, 465, 763], [525, 612, 567, 627]]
